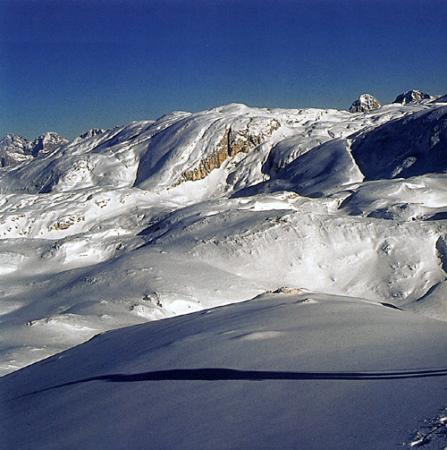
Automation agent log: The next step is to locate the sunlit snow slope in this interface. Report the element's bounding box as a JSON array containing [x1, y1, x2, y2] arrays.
[[0, 97, 446, 376]]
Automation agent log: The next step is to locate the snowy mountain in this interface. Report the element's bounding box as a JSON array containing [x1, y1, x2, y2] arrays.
[[393, 89, 432, 105], [0, 131, 68, 168], [0, 93, 447, 448], [0, 134, 32, 167], [349, 93, 381, 112], [28, 132, 69, 157], [77, 128, 105, 140]]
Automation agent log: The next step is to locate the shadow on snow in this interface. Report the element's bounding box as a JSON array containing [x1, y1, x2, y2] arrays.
[[17, 367, 447, 398]]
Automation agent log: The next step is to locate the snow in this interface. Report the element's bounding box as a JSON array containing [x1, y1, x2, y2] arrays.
[[1, 292, 447, 449], [349, 93, 381, 112], [351, 106, 447, 180], [393, 90, 432, 105], [0, 99, 446, 376], [251, 138, 364, 196], [0, 95, 446, 448], [0, 132, 68, 169], [431, 94, 447, 103]]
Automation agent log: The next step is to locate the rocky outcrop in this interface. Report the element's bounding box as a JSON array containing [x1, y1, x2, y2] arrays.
[[349, 94, 381, 113], [178, 130, 230, 182], [178, 118, 280, 183], [393, 89, 431, 105]]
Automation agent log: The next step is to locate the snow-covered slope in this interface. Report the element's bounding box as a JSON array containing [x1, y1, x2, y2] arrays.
[[1, 291, 447, 449], [351, 106, 447, 179], [0, 97, 446, 378]]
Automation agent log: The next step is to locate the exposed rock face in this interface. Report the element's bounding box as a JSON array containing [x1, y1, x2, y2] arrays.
[[178, 118, 280, 183], [349, 94, 381, 113], [393, 89, 431, 105], [178, 130, 230, 183]]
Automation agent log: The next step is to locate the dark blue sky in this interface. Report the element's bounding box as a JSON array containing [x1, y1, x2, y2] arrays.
[[1, 0, 446, 139]]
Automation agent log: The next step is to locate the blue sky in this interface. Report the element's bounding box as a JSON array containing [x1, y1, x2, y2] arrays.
[[1, 0, 446, 139]]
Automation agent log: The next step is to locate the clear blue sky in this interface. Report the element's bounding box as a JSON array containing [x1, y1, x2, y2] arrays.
[[1, 0, 446, 139]]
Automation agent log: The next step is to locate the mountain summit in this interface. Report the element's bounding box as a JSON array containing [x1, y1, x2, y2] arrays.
[[349, 93, 381, 113], [393, 89, 431, 105], [29, 132, 69, 157]]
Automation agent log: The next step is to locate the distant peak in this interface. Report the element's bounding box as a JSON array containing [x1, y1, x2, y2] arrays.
[[393, 89, 431, 105], [78, 128, 105, 140], [209, 103, 250, 114], [349, 94, 381, 113], [0, 133, 29, 145], [0, 134, 32, 168], [33, 131, 68, 142], [29, 132, 69, 157]]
